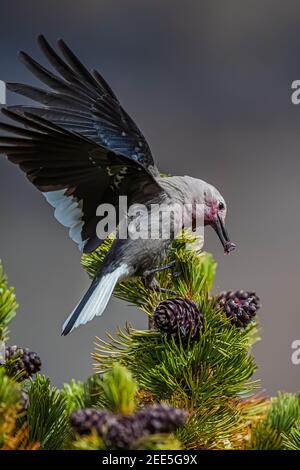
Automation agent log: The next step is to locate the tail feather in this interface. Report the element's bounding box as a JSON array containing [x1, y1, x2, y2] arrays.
[[61, 264, 129, 335]]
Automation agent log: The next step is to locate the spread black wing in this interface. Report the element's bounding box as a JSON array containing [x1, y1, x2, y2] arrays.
[[0, 109, 165, 252], [6, 35, 159, 176]]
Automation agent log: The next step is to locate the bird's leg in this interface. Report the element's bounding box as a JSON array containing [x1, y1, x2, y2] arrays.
[[143, 260, 181, 279], [143, 260, 176, 277], [142, 273, 177, 296]]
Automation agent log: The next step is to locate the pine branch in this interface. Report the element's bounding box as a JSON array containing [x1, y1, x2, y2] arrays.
[[62, 380, 85, 415], [3, 230, 294, 450], [96, 364, 137, 415], [83, 374, 105, 408], [27, 374, 71, 450], [283, 424, 300, 450], [93, 303, 257, 403], [92, 303, 258, 447], [249, 392, 300, 450], [88, 235, 260, 449], [61, 375, 106, 414]]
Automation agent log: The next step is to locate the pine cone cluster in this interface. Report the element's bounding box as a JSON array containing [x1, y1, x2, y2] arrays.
[[137, 404, 188, 434], [70, 404, 188, 449], [153, 297, 203, 341], [70, 408, 112, 436], [5, 346, 41, 378], [216, 290, 261, 327]]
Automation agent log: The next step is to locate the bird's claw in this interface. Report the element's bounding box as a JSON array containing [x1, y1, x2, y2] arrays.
[[142, 275, 176, 295], [172, 270, 181, 279]]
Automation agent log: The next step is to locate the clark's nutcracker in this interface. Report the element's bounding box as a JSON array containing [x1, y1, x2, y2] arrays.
[[0, 36, 236, 335]]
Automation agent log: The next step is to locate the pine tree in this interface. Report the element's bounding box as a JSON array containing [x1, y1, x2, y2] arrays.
[[0, 235, 300, 450]]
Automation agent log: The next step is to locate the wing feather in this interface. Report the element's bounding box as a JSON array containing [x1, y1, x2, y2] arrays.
[[0, 109, 164, 252], [7, 35, 158, 175]]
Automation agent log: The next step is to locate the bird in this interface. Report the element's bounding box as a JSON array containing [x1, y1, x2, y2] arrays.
[[0, 36, 236, 335]]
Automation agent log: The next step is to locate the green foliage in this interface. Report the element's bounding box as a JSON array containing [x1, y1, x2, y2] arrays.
[[249, 393, 300, 450], [91, 242, 258, 448], [81, 235, 113, 279], [170, 239, 216, 298], [94, 310, 257, 403], [97, 364, 137, 414], [0, 367, 21, 408], [0, 367, 22, 447], [178, 401, 241, 450], [66, 365, 185, 450], [0, 262, 18, 341], [2, 234, 300, 450], [69, 432, 105, 450], [27, 374, 70, 450], [62, 379, 85, 414], [136, 433, 182, 450], [82, 374, 105, 408], [4, 352, 27, 382], [283, 424, 300, 450], [62, 375, 106, 414], [94, 316, 257, 448]]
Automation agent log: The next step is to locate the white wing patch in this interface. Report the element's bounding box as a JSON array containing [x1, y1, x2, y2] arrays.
[[43, 190, 86, 251]]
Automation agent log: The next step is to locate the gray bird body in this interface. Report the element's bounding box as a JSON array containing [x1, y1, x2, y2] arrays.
[[99, 174, 212, 281], [0, 36, 236, 335], [62, 175, 221, 334], [62, 177, 187, 334]]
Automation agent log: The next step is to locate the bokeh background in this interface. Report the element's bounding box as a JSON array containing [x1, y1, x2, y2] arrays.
[[0, 0, 300, 394]]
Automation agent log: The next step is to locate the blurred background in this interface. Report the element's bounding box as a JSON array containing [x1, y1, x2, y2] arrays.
[[0, 0, 300, 394]]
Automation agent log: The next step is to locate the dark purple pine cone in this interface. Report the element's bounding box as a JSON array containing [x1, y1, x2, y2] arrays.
[[88, 404, 188, 449], [136, 404, 188, 434], [153, 297, 203, 341], [217, 290, 261, 328], [70, 408, 112, 436], [104, 414, 146, 450], [5, 346, 41, 378]]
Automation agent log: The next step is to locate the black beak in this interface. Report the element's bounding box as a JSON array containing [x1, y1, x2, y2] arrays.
[[213, 215, 236, 255]]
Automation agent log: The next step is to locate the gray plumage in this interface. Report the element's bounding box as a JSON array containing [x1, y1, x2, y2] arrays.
[[0, 36, 236, 335]]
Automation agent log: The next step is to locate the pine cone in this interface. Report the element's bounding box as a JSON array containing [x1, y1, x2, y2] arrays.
[[104, 404, 187, 449], [137, 404, 188, 434], [105, 415, 146, 450], [5, 346, 41, 378], [70, 408, 112, 436], [153, 297, 203, 341], [217, 290, 261, 327]]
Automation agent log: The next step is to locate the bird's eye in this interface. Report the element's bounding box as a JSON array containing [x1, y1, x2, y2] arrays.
[[218, 202, 225, 210]]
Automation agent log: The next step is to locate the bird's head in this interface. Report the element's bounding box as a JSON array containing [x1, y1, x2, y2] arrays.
[[181, 176, 236, 255], [202, 183, 236, 255]]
